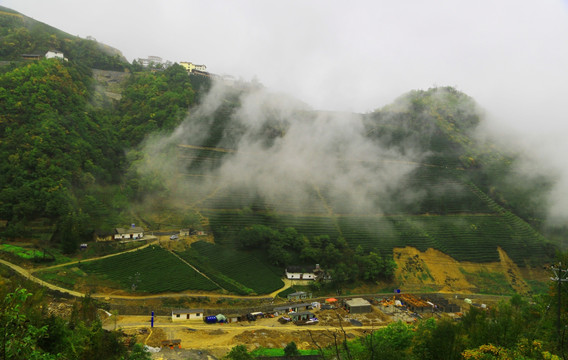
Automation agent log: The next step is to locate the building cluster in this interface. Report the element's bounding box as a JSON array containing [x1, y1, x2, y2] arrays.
[[168, 297, 380, 331], [136, 56, 243, 85], [94, 225, 145, 242], [169, 293, 462, 328], [136, 55, 208, 75], [22, 49, 239, 85], [94, 225, 207, 244]]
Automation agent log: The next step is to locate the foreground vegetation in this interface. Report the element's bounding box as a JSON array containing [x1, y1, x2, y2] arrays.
[[0, 5, 567, 360], [0, 284, 151, 360]]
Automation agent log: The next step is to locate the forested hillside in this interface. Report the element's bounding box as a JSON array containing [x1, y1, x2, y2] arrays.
[[0, 60, 123, 242], [0, 12, 196, 252], [0, 6, 127, 70]]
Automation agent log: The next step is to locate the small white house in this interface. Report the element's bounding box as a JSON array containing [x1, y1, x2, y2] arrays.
[[171, 309, 204, 321], [45, 50, 67, 61], [114, 226, 144, 240], [285, 265, 321, 280]]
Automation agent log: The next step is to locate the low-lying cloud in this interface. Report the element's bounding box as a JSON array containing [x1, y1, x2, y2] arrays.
[[135, 76, 568, 249], [137, 80, 425, 215]]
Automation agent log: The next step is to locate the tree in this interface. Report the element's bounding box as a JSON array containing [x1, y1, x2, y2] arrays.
[[0, 288, 55, 360], [57, 211, 89, 254], [284, 341, 300, 357], [267, 242, 292, 266], [412, 318, 462, 360], [127, 343, 152, 360], [359, 252, 384, 281], [223, 345, 252, 360], [329, 262, 357, 285]]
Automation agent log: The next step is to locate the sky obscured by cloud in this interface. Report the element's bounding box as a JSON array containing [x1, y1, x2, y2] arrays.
[[2, 1, 566, 113], [2, 0, 568, 219]]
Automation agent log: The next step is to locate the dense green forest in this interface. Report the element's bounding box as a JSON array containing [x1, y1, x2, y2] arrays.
[[0, 57, 195, 252], [0, 56, 559, 282]]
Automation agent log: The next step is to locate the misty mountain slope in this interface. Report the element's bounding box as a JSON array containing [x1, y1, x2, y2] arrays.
[[0, 6, 128, 71], [136, 82, 555, 268]]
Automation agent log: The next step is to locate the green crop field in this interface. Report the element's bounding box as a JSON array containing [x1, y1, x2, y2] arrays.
[[200, 207, 549, 267], [76, 246, 220, 293], [176, 241, 284, 295], [337, 214, 549, 266], [0, 244, 44, 260]]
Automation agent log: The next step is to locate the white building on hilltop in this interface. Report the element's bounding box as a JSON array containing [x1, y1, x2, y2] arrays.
[[138, 56, 163, 67], [45, 50, 67, 61]]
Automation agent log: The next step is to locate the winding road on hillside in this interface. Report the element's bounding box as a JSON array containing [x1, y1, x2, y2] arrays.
[[0, 259, 85, 297]]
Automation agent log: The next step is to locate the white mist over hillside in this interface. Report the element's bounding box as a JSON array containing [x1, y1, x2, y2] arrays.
[[137, 81, 426, 215]]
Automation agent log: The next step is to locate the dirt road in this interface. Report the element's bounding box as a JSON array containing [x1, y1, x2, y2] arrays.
[[0, 259, 85, 297]]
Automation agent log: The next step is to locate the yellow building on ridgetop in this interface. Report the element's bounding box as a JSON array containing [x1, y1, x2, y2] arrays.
[[180, 61, 207, 73]]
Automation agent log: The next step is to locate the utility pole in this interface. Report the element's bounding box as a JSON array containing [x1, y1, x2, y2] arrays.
[[550, 263, 568, 339]]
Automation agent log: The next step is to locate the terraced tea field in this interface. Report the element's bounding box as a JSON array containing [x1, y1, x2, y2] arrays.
[[337, 214, 549, 265], [176, 241, 284, 295], [177, 144, 553, 270], [52, 246, 221, 294]]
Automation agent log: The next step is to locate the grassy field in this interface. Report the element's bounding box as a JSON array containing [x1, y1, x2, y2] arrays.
[[459, 268, 515, 295], [0, 244, 45, 259]]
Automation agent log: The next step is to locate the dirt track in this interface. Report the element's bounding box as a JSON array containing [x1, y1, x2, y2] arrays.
[[0, 259, 85, 297]]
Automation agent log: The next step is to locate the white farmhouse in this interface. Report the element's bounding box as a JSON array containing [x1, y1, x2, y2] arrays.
[[171, 309, 204, 321], [114, 226, 144, 240], [45, 50, 67, 61], [285, 264, 322, 280]]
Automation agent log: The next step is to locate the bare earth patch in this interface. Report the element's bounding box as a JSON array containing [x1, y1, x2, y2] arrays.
[[393, 246, 540, 295]]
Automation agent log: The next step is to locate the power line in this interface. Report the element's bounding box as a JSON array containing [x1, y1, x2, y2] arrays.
[[550, 263, 568, 341]]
